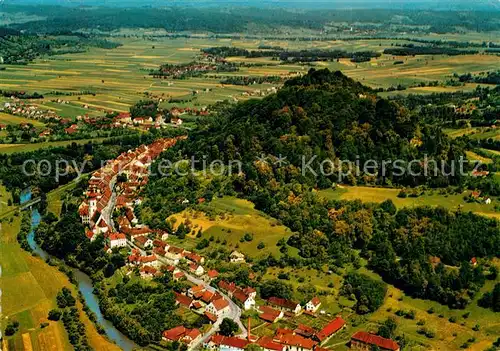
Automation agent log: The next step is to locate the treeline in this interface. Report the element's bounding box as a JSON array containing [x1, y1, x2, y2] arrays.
[[0, 90, 44, 99], [202, 46, 381, 62], [219, 75, 284, 86], [384, 45, 478, 56], [5, 5, 500, 33], [0, 33, 120, 65], [456, 71, 500, 85]]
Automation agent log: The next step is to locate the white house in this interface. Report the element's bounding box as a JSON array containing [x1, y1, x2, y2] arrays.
[[109, 233, 127, 249], [140, 255, 160, 268], [205, 298, 230, 317], [230, 251, 245, 263], [305, 297, 321, 313], [189, 263, 205, 276], [233, 287, 256, 311]]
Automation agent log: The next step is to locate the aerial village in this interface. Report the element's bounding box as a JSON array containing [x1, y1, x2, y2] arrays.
[[76, 140, 401, 351], [0, 99, 206, 141]]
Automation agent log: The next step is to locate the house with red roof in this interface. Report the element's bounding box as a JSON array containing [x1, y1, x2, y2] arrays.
[[139, 255, 159, 268], [350, 331, 400, 351], [204, 335, 250, 351], [305, 297, 321, 313], [314, 317, 346, 344], [134, 235, 153, 249], [140, 265, 158, 279], [205, 298, 230, 318], [109, 233, 127, 249], [207, 269, 219, 280], [259, 305, 284, 324], [257, 336, 285, 351], [267, 297, 302, 315], [175, 292, 193, 308], [275, 333, 317, 351], [189, 262, 205, 276], [162, 326, 201, 348]]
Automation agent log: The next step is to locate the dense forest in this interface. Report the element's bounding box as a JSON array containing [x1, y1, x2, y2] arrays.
[[0, 31, 120, 64], [3, 5, 500, 34], [139, 69, 500, 309]]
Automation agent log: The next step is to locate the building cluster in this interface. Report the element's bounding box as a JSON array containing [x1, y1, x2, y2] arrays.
[[203, 319, 399, 351], [78, 137, 182, 253], [2, 101, 59, 121]]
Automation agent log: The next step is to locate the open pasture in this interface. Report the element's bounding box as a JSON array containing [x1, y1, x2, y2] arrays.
[[167, 196, 299, 259], [319, 186, 500, 219]]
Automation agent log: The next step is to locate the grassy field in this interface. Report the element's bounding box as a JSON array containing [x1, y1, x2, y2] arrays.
[[0, 113, 45, 127], [0, 194, 120, 350], [0, 137, 110, 154], [319, 186, 500, 219], [445, 127, 500, 141], [167, 196, 298, 259], [1, 37, 499, 122]]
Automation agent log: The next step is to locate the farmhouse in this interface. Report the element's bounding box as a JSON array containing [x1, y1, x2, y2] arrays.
[[205, 335, 250, 351], [259, 305, 284, 323], [350, 331, 399, 351], [267, 297, 301, 315], [139, 265, 158, 279], [314, 316, 346, 344], [206, 298, 230, 317], [109, 233, 127, 249], [162, 326, 201, 347], [305, 297, 321, 313]]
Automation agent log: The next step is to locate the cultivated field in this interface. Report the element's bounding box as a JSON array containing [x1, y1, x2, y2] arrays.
[[1, 37, 499, 123], [0, 187, 120, 351]]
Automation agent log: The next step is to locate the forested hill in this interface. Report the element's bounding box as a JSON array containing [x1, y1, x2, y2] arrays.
[[181, 68, 463, 188], [143, 69, 498, 310]]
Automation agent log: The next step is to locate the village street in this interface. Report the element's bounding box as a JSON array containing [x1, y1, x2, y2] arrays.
[[128, 239, 247, 351]]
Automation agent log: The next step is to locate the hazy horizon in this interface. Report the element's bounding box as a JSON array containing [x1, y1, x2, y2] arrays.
[[2, 0, 500, 11]]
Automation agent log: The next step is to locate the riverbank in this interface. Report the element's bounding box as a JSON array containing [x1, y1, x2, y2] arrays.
[[0, 196, 123, 351]]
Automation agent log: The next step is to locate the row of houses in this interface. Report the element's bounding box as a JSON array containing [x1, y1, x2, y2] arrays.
[[204, 329, 400, 351]]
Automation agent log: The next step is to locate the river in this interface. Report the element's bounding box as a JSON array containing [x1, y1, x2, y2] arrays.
[[22, 188, 137, 351]]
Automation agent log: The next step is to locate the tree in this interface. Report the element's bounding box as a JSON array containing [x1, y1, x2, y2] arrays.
[[378, 317, 397, 339], [4, 320, 20, 336], [219, 318, 239, 336], [56, 287, 76, 308], [48, 309, 62, 321], [245, 344, 263, 351]]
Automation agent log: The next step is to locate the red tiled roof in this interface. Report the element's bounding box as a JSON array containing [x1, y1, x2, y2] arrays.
[[175, 292, 193, 307], [163, 326, 187, 341], [351, 332, 399, 351], [109, 233, 126, 241], [139, 255, 157, 263], [207, 270, 219, 278], [211, 298, 229, 311], [210, 335, 250, 350], [268, 297, 299, 310], [316, 317, 346, 341], [258, 336, 284, 351], [205, 311, 218, 322], [277, 334, 317, 350], [309, 297, 321, 307]]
